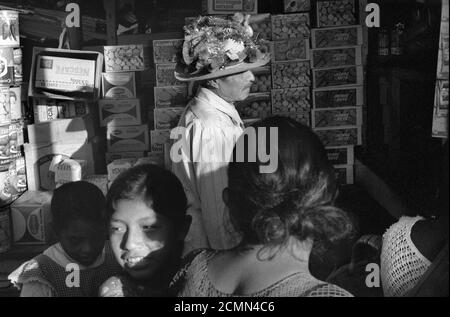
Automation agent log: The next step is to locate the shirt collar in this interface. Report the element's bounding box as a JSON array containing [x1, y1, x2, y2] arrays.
[[194, 87, 244, 128], [43, 243, 105, 270]]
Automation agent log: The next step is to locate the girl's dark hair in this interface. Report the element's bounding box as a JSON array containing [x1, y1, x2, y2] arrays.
[[227, 116, 354, 253], [106, 164, 188, 227], [51, 181, 106, 233]]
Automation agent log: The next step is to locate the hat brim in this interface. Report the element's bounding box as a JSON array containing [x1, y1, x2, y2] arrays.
[[174, 56, 271, 82]]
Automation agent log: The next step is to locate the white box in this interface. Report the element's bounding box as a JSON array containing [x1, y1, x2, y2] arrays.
[[107, 125, 150, 153], [10, 191, 53, 245], [154, 86, 188, 108], [98, 99, 142, 127], [202, 0, 258, 15], [102, 72, 137, 99], [150, 130, 171, 154], [154, 108, 184, 130], [107, 159, 136, 183]]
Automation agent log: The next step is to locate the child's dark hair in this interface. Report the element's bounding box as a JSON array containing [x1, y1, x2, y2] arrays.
[[227, 116, 354, 254], [106, 164, 188, 227], [51, 181, 106, 233]]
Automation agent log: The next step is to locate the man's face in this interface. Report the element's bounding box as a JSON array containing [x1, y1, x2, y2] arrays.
[[214, 71, 256, 102]]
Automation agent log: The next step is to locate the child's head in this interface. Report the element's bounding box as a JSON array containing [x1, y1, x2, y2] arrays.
[[226, 116, 354, 254], [106, 164, 190, 281], [51, 181, 107, 266]]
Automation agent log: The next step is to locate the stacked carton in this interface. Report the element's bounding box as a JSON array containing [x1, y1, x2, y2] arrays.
[[102, 44, 152, 185], [151, 39, 187, 165], [311, 0, 364, 185]]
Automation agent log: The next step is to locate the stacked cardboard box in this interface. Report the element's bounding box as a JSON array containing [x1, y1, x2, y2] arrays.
[[311, 0, 364, 185]]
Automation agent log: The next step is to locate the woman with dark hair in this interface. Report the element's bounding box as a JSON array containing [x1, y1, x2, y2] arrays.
[[175, 117, 355, 297]]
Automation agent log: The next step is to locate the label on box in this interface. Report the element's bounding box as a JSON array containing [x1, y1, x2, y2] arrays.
[[326, 146, 354, 165], [313, 86, 363, 108], [35, 56, 96, 93], [9, 120, 25, 147], [313, 66, 363, 89], [102, 72, 137, 99], [10, 191, 53, 245], [0, 47, 14, 86], [154, 107, 184, 130], [99, 99, 142, 127], [314, 127, 362, 147], [151, 130, 171, 153], [284, 0, 311, 13], [0, 124, 21, 172], [108, 159, 135, 183], [312, 107, 362, 128], [272, 60, 310, 89], [312, 46, 362, 69], [104, 45, 150, 72], [311, 25, 363, 48], [334, 165, 354, 185], [107, 125, 149, 153], [154, 86, 188, 108], [271, 88, 310, 113], [316, 0, 357, 28], [236, 92, 272, 119], [153, 39, 183, 64], [272, 13, 310, 40], [156, 63, 185, 87], [105, 152, 145, 165], [0, 87, 10, 125], [203, 0, 258, 14], [273, 38, 310, 62]]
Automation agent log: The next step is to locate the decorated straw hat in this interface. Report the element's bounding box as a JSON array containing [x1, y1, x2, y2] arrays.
[[175, 14, 271, 82]]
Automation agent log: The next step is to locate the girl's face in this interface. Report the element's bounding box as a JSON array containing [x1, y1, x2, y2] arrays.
[[59, 219, 106, 267], [109, 199, 177, 281]]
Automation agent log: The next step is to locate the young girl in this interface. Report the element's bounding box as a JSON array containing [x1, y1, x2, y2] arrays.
[[9, 182, 121, 297], [99, 164, 191, 297], [175, 116, 355, 297]]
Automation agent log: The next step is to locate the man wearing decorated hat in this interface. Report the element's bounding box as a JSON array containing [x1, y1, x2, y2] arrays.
[[171, 14, 271, 253]]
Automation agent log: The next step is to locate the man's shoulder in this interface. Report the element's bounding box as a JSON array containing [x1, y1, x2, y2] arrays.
[[180, 102, 225, 129]]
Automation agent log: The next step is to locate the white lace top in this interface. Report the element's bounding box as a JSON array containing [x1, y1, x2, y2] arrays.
[[381, 216, 432, 297], [177, 250, 353, 297]]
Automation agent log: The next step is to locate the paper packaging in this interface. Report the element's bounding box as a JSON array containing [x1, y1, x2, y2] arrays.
[[154, 86, 188, 108], [313, 86, 364, 108], [32, 99, 89, 123], [0, 124, 22, 173], [0, 87, 10, 125], [271, 13, 310, 40], [313, 66, 364, 89], [334, 165, 354, 185], [250, 66, 271, 93], [271, 88, 310, 114], [284, 0, 311, 13], [83, 175, 108, 197], [236, 92, 272, 120], [0, 47, 14, 86], [0, 10, 20, 47], [312, 107, 363, 128], [272, 60, 311, 89], [311, 46, 362, 69], [154, 108, 184, 130], [316, 0, 357, 28], [13, 47, 22, 85], [10, 191, 53, 245], [105, 152, 145, 165], [27, 115, 96, 146], [9, 120, 25, 146], [273, 38, 310, 62], [153, 39, 183, 64], [9, 86, 22, 121], [107, 159, 135, 183], [156, 63, 185, 87], [202, 0, 258, 15], [326, 146, 354, 165], [24, 138, 99, 191], [151, 130, 171, 153], [314, 127, 362, 147], [0, 157, 27, 207], [35, 55, 96, 93], [107, 125, 150, 153], [54, 159, 87, 187], [104, 45, 150, 72], [99, 99, 142, 127], [311, 26, 363, 49], [102, 72, 137, 99]]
